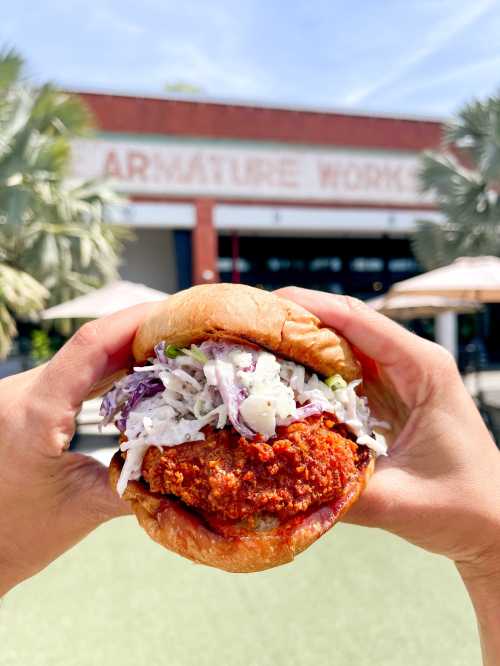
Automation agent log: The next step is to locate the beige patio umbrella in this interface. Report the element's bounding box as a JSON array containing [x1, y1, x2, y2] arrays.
[[367, 293, 480, 320], [390, 256, 500, 302], [389, 255, 500, 380], [42, 280, 168, 320], [42, 281, 169, 440]]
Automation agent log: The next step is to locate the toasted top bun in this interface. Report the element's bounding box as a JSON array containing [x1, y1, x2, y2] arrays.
[[132, 283, 361, 381]]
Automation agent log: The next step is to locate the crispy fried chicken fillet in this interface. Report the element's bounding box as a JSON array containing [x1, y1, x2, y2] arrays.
[[140, 416, 369, 537], [108, 284, 376, 573]]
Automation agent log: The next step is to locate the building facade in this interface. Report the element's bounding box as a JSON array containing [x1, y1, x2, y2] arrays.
[[71, 93, 444, 298]]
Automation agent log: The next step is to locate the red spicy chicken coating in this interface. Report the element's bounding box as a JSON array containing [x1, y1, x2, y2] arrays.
[[140, 415, 366, 532]]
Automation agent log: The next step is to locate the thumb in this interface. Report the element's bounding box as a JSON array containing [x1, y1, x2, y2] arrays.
[[35, 302, 155, 413], [341, 461, 410, 530], [60, 453, 132, 525]]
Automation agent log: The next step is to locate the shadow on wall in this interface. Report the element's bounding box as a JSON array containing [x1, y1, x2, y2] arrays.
[[119, 227, 181, 293]]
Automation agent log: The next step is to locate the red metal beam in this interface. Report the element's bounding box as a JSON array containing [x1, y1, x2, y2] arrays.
[[192, 199, 219, 285]]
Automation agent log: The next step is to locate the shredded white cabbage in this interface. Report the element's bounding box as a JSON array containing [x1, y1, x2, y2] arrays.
[[104, 341, 388, 496]]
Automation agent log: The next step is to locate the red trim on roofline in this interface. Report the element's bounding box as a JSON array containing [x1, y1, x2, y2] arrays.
[[77, 92, 443, 153], [129, 194, 438, 211]]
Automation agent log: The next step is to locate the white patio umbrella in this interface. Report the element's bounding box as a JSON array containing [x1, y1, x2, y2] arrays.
[[390, 256, 500, 360], [42, 281, 168, 445], [367, 293, 480, 321], [391, 256, 500, 302], [42, 280, 168, 320]]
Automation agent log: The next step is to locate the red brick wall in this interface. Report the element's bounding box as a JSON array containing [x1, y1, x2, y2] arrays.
[[78, 92, 443, 152]]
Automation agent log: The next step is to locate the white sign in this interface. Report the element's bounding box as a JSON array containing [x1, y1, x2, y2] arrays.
[[71, 138, 429, 205]]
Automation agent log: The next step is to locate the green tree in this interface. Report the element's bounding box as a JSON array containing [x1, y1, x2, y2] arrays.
[[0, 264, 48, 359], [0, 49, 130, 357], [164, 80, 204, 95], [413, 95, 500, 270]]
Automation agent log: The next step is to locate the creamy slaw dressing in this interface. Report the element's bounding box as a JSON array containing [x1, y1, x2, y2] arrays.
[[100, 341, 388, 496]]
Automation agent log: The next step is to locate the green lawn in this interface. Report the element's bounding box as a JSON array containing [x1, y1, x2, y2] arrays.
[[0, 518, 479, 666]]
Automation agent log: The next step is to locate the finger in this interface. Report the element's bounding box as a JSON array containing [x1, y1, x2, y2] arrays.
[[276, 286, 456, 410], [277, 287, 426, 369], [36, 302, 156, 411], [85, 368, 129, 401]]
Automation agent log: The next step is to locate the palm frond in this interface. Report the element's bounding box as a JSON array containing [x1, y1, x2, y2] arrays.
[[412, 218, 500, 271], [0, 263, 48, 358], [30, 85, 93, 137], [0, 49, 24, 95], [411, 221, 455, 271], [0, 303, 17, 359], [415, 94, 500, 270], [0, 51, 131, 353], [0, 263, 48, 314], [445, 96, 500, 180], [419, 151, 481, 196]]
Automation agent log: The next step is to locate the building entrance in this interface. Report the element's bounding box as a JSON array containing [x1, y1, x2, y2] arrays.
[[218, 234, 419, 299]]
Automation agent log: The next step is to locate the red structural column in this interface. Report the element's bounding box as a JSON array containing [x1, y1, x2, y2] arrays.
[[192, 199, 219, 285]]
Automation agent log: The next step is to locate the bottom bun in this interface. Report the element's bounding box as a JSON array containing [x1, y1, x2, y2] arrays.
[[109, 450, 374, 573]]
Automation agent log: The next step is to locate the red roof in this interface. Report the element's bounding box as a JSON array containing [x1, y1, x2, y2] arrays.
[[78, 92, 443, 152]]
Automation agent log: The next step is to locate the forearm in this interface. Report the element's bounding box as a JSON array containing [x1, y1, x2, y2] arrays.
[[458, 564, 500, 666]]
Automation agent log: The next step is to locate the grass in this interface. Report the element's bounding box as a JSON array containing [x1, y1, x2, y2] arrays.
[[0, 518, 479, 666]]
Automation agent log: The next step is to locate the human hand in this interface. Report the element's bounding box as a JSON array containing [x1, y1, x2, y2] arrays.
[[278, 287, 500, 665], [277, 288, 500, 575], [0, 304, 152, 596]]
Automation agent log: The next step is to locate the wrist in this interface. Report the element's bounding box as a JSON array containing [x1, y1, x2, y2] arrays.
[[457, 557, 500, 666], [457, 554, 500, 620]]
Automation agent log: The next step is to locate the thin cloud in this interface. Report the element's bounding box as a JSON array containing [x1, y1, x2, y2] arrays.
[[342, 0, 497, 106], [5, 1, 500, 115], [379, 54, 500, 104], [154, 40, 271, 98], [88, 6, 144, 35]]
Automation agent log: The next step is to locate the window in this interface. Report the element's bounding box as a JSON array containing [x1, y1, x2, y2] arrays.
[[309, 257, 342, 272], [388, 258, 417, 272], [268, 258, 288, 271], [267, 258, 305, 271], [217, 257, 251, 272], [350, 257, 384, 272]]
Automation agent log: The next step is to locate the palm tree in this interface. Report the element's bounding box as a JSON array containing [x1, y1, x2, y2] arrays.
[[0, 50, 130, 356], [413, 95, 500, 270], [0, 264, 48, 358]]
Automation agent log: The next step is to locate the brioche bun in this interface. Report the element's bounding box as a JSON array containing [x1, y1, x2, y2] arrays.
[[110, 284, 373, 573], [132, 283, 361, 382]]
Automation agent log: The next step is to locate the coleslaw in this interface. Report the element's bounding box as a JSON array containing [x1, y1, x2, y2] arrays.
[[101, 340, 388, 496]]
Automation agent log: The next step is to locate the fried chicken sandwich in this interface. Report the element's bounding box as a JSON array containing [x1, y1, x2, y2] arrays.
[[101, 284, 387, 572]]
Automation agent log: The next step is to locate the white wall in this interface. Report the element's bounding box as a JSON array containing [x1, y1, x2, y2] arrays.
[[215, 204, 443, 236], [119, 228, 179, 293]]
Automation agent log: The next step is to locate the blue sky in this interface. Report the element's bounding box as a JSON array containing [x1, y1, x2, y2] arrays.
[[3, 0, 500, 117]]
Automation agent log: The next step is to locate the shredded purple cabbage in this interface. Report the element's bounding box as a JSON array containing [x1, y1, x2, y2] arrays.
[[214, 362, 255, 439], [154, 341, 168, 364], [199, 340, 227, 356], [118, 378, 164, 432], [100, 372, 164, 432], [277, 402, 324, 427], [202, 340, 258, 439], [101, 339, 334, 440]]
